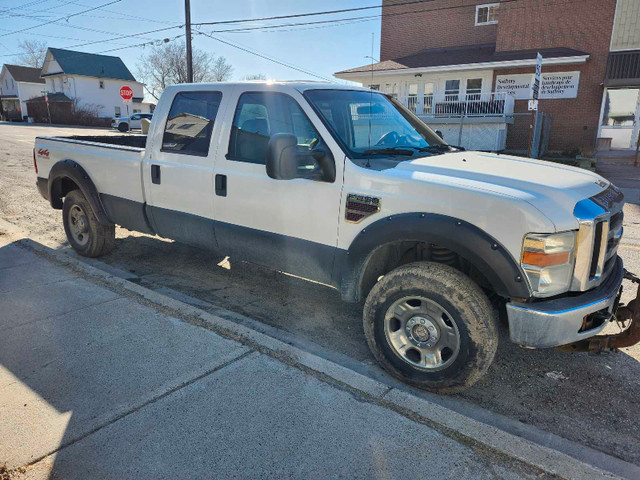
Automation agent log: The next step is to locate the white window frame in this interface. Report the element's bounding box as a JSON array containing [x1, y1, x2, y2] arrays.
[[475, 3, 499, 26]]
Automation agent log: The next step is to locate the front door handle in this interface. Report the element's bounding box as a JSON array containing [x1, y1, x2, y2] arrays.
[[151, 164, 161, 184], [215, 174, 227, 197]]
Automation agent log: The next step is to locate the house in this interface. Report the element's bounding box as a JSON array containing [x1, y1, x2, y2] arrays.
[[0, 64, 45, 121], [335, 0, 640, 154], [39, 47, 151, 120]]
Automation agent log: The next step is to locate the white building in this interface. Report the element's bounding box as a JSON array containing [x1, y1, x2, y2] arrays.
[[0, 64, 46, 121], [40, 48, 151, 119]]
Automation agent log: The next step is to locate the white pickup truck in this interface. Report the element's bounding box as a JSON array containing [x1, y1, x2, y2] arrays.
[[33, 82, 640, 393]]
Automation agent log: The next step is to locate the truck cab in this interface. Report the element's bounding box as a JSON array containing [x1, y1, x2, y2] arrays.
[[33, 82, 640, 393]]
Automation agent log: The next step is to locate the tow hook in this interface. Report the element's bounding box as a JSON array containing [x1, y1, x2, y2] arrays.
[[557, 270, 640, 354]]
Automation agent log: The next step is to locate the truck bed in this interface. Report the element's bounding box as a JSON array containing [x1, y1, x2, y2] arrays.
[[51, 134, 147, 149], [35, 134, 147, 208]]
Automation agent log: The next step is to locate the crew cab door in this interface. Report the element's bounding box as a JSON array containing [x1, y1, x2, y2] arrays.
[[212, 88, 344, 284], [142, 87, 230, 248]]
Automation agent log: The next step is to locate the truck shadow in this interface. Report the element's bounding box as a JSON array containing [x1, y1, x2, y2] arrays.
[[99, 231, 640, 465]]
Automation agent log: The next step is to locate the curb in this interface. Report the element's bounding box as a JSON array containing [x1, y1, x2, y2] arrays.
[[0, 218, 634, 479]]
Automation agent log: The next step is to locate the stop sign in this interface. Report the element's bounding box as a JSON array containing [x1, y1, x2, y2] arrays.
[[120, 86, 133, 100]]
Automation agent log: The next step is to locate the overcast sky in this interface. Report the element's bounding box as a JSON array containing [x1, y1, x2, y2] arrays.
[[0, 0, 382, 84]]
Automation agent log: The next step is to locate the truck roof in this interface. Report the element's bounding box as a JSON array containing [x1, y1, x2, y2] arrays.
[[162, 81, 370, 94]]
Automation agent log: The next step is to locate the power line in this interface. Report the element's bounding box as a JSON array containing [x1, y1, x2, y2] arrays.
[[198, 31, 334, 82], [193, 0, 430, 27], [0, 0, 122, 38]]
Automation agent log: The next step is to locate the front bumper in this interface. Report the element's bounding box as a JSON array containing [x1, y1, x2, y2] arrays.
[[507, 256, 624, 348]]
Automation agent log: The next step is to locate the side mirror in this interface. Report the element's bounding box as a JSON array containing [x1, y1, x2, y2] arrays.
[[435, 130, 444, 140], [266, 133, 298, 180]]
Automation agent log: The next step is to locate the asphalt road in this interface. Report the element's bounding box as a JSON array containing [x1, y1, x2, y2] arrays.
[[2, 122, 640, 466]]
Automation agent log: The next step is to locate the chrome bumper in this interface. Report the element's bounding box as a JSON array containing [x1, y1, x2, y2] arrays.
[[507, 256, 624, 348]]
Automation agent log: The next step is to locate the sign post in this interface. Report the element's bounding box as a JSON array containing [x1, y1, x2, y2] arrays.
[[120, 85, 134, 128], [528, 53, 543, 157], [41, 90, 51, 124]]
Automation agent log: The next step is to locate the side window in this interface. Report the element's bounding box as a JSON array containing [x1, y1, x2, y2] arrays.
[[228, 92, 321, 165], [162, 91, 222, 156], [131, 114, 140, 120]]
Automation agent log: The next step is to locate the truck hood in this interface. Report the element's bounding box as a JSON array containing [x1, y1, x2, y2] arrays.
[[396, 151, 609, 231]]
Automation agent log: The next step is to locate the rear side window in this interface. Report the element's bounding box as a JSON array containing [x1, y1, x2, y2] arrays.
[[162, 91, 222, 155], [228, 92, 320, 165]]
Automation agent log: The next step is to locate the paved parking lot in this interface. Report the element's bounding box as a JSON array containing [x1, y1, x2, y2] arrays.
[[1, 122, 640, 468]]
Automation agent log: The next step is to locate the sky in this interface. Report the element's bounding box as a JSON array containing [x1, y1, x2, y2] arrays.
[[0, 0, 382, 90]]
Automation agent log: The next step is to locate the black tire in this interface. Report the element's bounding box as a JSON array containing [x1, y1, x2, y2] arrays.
[[62, 189, 115, 258], [363, 262, 498, 394], [118, 123, 129, 132]]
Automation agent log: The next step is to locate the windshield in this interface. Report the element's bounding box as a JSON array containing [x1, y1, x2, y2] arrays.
[[304, 89, 448, 160]]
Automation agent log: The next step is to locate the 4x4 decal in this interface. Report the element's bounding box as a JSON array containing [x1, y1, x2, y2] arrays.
[[345, 194, 381, 223]]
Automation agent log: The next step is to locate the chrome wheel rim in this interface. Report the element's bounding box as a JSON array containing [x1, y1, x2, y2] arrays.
[[384, 296, 461, 371], [68, 204, 90, 247]]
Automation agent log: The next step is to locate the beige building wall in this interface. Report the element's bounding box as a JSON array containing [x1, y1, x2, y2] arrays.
[[611, 0, 640, 50]]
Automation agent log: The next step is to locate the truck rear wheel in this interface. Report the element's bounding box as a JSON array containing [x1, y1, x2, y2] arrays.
[[62, 189, 115, 258], [363, 262, 498, 393], [118, 123, 129, 132]]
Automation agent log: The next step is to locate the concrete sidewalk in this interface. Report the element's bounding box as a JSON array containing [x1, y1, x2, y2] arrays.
[[0, 234, 630, 479]]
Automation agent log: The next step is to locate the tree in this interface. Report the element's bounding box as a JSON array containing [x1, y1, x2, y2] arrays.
[[136, 41, 233, 100], [243, 74, 267, 81], [15, 40, 47, 68], [211, 56, 234, 82]]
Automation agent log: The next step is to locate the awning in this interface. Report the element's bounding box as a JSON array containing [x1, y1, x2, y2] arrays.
[[335, 43, 589, 78]]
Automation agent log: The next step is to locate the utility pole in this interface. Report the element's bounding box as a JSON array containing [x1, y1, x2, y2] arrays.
[[185, 0, 193, 83]]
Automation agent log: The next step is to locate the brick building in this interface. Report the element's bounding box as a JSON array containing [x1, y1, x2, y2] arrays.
[[335, 0, 640, 154]]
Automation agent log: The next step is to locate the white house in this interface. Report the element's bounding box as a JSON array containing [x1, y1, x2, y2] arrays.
[[40, 48, 151, 119], [0, 64, 46, 121]]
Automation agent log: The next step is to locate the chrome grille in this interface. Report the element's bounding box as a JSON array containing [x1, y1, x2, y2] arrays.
[[571, 185, 624, 292]]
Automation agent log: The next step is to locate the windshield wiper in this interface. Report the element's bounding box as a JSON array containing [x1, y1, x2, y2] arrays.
[[363, 147, 415, 157], [417, 144, 465, 152]]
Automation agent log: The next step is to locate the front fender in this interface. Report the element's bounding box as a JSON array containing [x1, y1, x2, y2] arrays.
[[337, 212, 531, 302]]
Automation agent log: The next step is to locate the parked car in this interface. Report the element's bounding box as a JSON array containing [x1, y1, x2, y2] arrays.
[[111, 113, 153, 132], [33, 82, 640, 393]]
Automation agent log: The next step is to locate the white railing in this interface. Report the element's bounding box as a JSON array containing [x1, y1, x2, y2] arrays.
[[415, 92, 514, 118]]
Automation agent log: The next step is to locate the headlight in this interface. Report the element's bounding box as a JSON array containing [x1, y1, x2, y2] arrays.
[[521, 231, 576, 297]]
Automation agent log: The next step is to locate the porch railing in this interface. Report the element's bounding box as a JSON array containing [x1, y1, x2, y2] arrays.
[[407, 92, 514, 118]]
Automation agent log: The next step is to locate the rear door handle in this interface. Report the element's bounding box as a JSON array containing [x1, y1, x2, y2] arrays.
[[151, 164, 161, 184], [215, 174, 227, 197]]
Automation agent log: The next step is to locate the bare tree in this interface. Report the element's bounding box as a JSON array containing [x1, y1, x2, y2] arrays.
[[243, 74, 267, 81], [211, 56, 233, 82], [136, 41, 233, 100], [15, 40, 48, 68]]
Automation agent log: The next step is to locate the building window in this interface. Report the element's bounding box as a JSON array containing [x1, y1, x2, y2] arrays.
[[445, 80, 461, 102], [99, 80, 104, 89], [466, 78, 483, 100], [407, 83, 418, 113], [367, 84, 380, 91], [133, 109, 141, 113], [423, 83, 434, 114], [476, 3, 499, 25], [114, 106, 121, 118]]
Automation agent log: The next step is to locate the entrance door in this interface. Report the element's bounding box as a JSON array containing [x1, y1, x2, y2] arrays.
[[600, 88, 640, 149]]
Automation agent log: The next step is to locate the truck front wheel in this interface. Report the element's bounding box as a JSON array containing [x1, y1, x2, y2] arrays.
[[363, 262, 498, 393], [62, 189, 115, 257]]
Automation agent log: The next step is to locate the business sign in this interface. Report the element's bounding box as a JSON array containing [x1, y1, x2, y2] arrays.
[[528, 99, 538, 111], [496, 71, 580, 100], [120, 85, 134, 101], [532, 53, 543, 100]]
